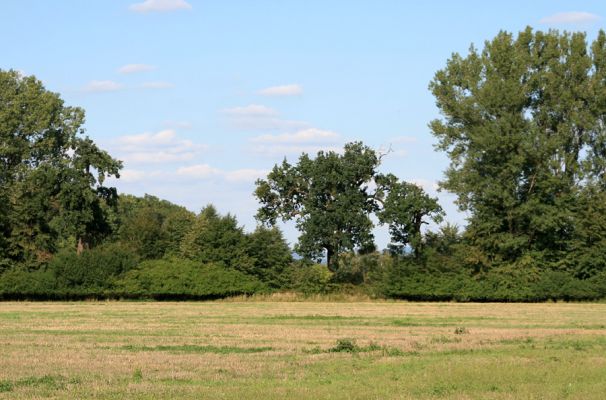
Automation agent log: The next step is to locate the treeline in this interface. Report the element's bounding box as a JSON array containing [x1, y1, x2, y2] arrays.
[[3, 28, 606, 301]]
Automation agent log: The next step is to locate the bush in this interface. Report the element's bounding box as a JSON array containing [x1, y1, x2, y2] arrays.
[[0, 266, 57, 299], [114, 258, 267, 299], [286, 262, 335, 294], [49, 242, 139, 291]]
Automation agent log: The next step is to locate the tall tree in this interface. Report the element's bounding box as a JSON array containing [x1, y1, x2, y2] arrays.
[[376, 175, 444, 258], [0, 70, 121, 262], [255, 142, 379, 271], [180, 205, 252, 272], [255, 142, 442, 270], [430, 28, 606, 268]]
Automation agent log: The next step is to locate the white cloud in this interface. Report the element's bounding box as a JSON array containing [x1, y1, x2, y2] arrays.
[[140, 81, 174, 89], [251, 144, 343, 156], [250, 128, 342, 156], [118, 64, 156, 74], [223, 104, 278, 117], [259, 84, 303, 96], [251, 128, 340, 144], [222, 104, 307, 131], [119, 169, 147, 183], [115, 129, 207, 164], [177, 164, 221, 178], [83, 80, 123, 92], [130, 0, 192, 13], [410, 178, 440, 193], [177, 164, 267, 183], [224, 169, 268, 182], [539, 11, 600, 25]]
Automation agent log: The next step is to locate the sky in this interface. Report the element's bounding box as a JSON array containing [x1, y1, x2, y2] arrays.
[[3, 1, 606, 248]]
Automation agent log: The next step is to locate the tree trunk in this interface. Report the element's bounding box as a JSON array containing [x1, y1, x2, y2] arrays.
[[326, 247, 338, 272], [326, 247, 336, 272], [77, 237, 85, 255]]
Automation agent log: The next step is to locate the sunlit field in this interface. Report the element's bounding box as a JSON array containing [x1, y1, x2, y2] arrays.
[[1, 301, 605, 399]]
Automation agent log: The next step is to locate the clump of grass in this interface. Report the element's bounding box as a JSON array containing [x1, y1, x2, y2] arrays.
[[0, 375, 69, 392], [454, 326, 469, 335], [330, 338, 359, 353], [132, 368, 143, 382], [326, 339, 407, 356], [0, 381, 13, 393], [430, 335, 462, 344]]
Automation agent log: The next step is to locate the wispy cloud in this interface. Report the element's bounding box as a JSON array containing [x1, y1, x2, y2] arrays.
[[177, 164, 267, 183], [539, 11, 601, 25], [222, 104, 307, 131], [130, 0, 192, 13], [83, 80, 123, 93], [258, 84, 303, 96], [251, 128, 340, 144], [118, 64, 156, 74], [115, 129, 207, 164], [250, 128, 342, 156], [140, 81, 174, 89]]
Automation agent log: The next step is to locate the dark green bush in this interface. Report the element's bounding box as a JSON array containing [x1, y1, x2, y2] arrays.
[[49, 242, 139, 291], [114, 258, 266, 299]]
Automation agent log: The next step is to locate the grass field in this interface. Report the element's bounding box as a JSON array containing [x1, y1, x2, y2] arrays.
[[0, 301, 605, 399]]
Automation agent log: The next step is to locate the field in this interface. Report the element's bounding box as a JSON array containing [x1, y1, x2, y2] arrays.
[[0, 301, 605, 399]]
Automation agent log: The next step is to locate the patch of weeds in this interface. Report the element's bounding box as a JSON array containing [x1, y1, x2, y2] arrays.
[[430, 335, 462, 344], [132, 368, 143, 382], [121, 344, 273, 354], [392, 319, 423, 327], [381, 347, 408, 357], [430, 383, 457, 396], [302, 346, 323, 354], [454, 326, 469, 335], [330, 338, 359, 353], [325, 339, 409, 356], [0, 375, 69, 392], [0, 381, 13, 393]]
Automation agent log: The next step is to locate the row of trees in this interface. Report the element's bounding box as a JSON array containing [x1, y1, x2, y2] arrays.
[[2, 27, 606, 300]]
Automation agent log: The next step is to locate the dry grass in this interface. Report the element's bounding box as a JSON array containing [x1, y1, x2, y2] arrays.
[[1, 301, 605, 399]]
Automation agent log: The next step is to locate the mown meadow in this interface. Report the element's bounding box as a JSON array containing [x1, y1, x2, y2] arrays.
[[1, 301, 605, 399]]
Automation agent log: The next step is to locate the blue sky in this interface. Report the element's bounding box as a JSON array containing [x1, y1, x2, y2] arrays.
[[3, 1, 606, 248]]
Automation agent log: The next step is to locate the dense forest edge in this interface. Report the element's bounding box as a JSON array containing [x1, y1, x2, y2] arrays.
[[3, 27, 606, 301]]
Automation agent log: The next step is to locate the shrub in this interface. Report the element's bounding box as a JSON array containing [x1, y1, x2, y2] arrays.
[[114, 258, 266, 299], [329, 338, 359, 353], [286, 262, 335, 294], [49, 242, 139, 291]]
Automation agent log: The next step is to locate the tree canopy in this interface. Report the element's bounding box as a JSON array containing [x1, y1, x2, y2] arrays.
[[0, 70, 121, 263], [255, 142, 443, 270]]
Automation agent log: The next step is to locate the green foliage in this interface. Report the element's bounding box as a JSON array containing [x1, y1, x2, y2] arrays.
[[115, 258, 266, 299], [377, 175, 444, 257], [255, 142, 442, 272], [255, 142, 380, 271], [180, 205, 253, 272], [329, 338, 359, 353], [48, 242, 139, 291], [430, 28, 606, 269], [0, 70, 121, 263], [285, 262, 335, 294], [0, 266, 58, 299], [116, 195, 195, 260], [378, 258, 606, 302], [245, 226, 293, 287]]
